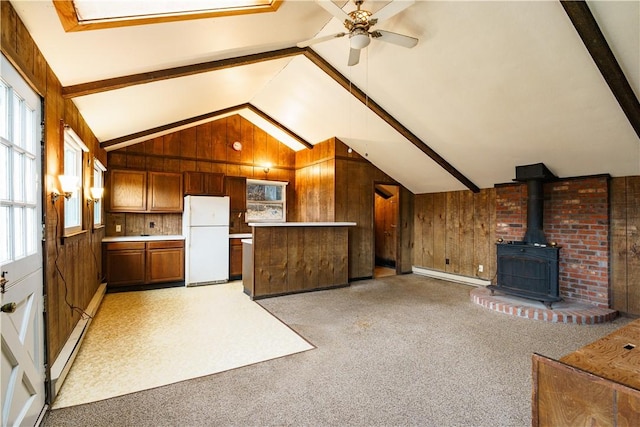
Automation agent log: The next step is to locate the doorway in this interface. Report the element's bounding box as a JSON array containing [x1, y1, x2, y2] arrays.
[[373, 184, 399, 278], [0, 54, 46, 426]]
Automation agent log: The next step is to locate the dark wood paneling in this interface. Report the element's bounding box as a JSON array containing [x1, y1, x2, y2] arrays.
[[247, 226, 349, 298], [414, 188, 498, 281], [3, 1, 106, 368]]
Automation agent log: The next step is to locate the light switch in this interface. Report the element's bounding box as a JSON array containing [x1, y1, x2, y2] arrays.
[[116, 224, 122, 232]]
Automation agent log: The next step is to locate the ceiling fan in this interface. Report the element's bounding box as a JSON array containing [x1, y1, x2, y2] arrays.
[[297, 0, 418, 66]]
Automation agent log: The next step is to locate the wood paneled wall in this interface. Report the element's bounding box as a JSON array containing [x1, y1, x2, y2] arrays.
[[611, 176, 640, 316], [2, 1, 107, 365], [106, 115, 296, 234], [294, 139, 336, 222], [295, 139, 409, 280], [413, 189, 496, 280]]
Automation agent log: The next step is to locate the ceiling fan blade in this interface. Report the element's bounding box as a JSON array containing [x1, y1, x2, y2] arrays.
[[372, 30, 418, 48], [315, 0, 351, 22], [348, 48, 361, 66], [297, 32, 346, 48], [370, 0, 415, 23]]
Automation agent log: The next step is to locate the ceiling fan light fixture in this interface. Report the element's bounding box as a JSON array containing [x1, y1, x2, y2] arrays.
[[350, 31, 370, 49]]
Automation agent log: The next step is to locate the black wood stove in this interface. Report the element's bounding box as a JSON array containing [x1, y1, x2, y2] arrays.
[[488, 163, 561, 309]]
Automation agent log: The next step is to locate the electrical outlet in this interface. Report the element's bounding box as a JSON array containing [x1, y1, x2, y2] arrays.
[[115, 224, 122, 232], [149, 222, 155, 228], [478, 265, 484, 273], [445, 258, 450, 265]]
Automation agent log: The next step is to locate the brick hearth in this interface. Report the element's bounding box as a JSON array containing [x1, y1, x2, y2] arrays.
[[471, 287, 618, 324]]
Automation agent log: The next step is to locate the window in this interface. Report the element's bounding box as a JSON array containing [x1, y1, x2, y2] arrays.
[[93, 159, 106, 226], [0, 60, 40, 264], [246, 179, 287, 222], [63, 126, 88, 234]]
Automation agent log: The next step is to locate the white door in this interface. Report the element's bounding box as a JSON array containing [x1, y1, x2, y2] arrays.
[[1, 55, 46, 426]]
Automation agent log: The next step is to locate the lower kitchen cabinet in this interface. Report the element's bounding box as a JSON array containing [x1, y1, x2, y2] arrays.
[[146, 241, 185, 284], [104, 240, 184, 288], [229, 238, 243, 280], [104, 242, 146, 286]]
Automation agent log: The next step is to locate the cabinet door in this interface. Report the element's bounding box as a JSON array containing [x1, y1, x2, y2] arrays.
[[148, 172, 183, 212], [225, 176, 247, 211], [205, 173, 225, 196], [105, 242, 146, 287], [108, 170, 147, 212], [146, 241, 185, 284], [229, 238, 243, 279], [183, 171, 205, 195]]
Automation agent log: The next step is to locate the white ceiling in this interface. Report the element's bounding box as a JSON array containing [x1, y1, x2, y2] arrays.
[[10, 0, 640, 194]]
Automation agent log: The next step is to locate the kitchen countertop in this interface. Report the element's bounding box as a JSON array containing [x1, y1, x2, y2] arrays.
[[248, 222, 357, 227], [229, 233, 252, 239], [102, 235, 185, 242]]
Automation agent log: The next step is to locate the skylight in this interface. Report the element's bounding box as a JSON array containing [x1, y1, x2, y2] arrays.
[[53, 0, 281, 32], [74, 0, 273, 22]]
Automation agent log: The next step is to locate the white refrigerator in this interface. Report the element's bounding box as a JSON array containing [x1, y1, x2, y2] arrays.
[[183, 195, 230, 286]]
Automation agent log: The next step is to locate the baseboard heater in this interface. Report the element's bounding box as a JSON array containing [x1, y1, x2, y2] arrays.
[[412, 266, 491, 287]]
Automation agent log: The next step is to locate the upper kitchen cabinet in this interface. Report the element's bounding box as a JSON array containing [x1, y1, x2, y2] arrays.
[[225, 176, 247, 212], [183, 171, 225, 196], [148, 172, 183, 212], [108, 170, 147, 212], [108, 170, 183, 213]]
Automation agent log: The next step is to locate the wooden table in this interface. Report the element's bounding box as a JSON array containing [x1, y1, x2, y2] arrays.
[[532, 319, 640, 426]]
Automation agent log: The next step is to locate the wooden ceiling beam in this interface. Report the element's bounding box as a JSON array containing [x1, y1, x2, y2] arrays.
[[560, 0, 640, 141], [62, 47, 305, 98], [70, 45, 478, 191], [100, 103, 313, 150], [245, 104, 313, 149], [303, 49, 480, 193]]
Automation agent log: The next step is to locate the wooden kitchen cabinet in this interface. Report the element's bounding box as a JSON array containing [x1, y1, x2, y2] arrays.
[[225, 175, 247, 211], [104, 242, 146, 286], [108, 170, 147, 212], [108, 170, 183, 213], [184, 171, 225, 196], [104, 240, 184, 288], [146, 240, 185, 284], [229, 238, 243, 280], [147, 171, 183, 212]]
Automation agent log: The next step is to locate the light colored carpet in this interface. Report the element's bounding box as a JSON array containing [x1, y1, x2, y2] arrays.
[[51, 282, 314, 409], [44, 275, 631, 426]]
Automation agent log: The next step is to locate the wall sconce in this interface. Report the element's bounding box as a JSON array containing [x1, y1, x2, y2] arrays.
[[262, 163, 272, 174], [88, 186, 104, 204], [51, 175, 79, 203]]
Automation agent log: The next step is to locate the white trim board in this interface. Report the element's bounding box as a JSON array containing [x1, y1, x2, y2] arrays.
[[412, 266, 491, 288], [50, 282, 107, 398]]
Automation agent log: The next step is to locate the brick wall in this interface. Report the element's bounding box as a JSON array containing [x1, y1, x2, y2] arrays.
[[495, 176, 610, 308]]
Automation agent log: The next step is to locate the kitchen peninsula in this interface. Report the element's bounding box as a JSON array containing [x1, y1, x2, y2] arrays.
[[242, 222, 356, 299]]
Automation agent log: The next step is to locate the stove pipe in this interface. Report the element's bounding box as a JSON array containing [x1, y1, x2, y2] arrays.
[[514, 163, 557, 245]]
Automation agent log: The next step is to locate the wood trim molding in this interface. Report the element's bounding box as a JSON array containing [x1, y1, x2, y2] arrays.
[[62, 47, 304, 98], [560, 1, 640, 141], [101, 104, 251, 149], [302, 49, 480, 193], [53, 0, 282, 33], [100, 102, 313, 150], [245, 104, 313, 149]]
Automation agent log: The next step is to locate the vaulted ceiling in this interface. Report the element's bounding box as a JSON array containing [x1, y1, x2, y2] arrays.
[[10, 0, 640, 194]]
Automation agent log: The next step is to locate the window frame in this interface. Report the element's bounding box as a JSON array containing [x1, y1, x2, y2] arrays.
[[93, 158, 106, 227], [245, 179, 287, 223], [63, 126, 89, 235]]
